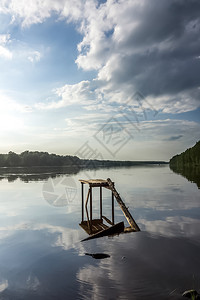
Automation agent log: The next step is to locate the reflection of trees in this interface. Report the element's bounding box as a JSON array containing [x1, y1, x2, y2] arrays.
[[170, 165, 200, 189], [169, 141, 200, 188], [7, 175, 18, 182], [0, 167, 80, 183], [0, 163, 168, 183]]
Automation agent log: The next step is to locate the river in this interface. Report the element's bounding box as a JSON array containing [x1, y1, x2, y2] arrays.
[[0, 165, 199, 299]]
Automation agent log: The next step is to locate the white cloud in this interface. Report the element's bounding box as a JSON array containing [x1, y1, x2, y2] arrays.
[[0, 0, 200, 115], [0, 222, 83, 251], [0, 0, 85, 27], [0, 34, 12, 59], [0, 33, 42, 63], [0, 0, 59, 27], [27, 50, 41, 63], [0, 279, 8, 292], [0, 45, 12, 59], [0, 34, 10, 45], [139, 217, 200, 238], [35, 79, 103, 109]]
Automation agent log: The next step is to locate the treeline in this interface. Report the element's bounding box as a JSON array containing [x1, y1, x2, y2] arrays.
[[0, 150, 168, 168], [0, 151, 80, 167], [81, 159, 168, 168], [170, 141, 200, 168]]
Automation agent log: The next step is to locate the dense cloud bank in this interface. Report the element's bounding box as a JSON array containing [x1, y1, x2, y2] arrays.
[[1, 0, 200, 113]]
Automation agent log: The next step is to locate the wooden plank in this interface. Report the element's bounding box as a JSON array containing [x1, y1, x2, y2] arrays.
[[107, 178, 140, 231], [90, 185, 92, 230], [92, 224, 99, 232], [96, 224, 106, 231], [79, 223, 91, 235], [79, 180, 88, 184], [79, 179, 108, 185], [85, 188, 90, 208], [102, 215, 113, 226], [80, 219, 103, 226], [98, 223, 108, 230], [79, 219, 109, 235], [89, 183, 109, 187], [81, 183, 84, 222], [81, 221, 125, 242], [112, 192, 114, 225], [100, 186, 102, 220], [91, 219, 103, 224], [85, 189, 91, 233]]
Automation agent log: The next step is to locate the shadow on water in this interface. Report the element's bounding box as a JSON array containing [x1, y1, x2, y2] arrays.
[[170, 165, 200, 189]]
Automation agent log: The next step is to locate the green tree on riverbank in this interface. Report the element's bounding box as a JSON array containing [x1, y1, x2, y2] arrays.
[[170, 141, 200, 168]]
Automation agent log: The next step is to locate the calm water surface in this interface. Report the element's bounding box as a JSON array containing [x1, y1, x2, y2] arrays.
[[0, 165, 200, 299]]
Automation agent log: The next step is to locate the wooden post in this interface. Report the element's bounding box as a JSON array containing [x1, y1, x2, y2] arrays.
[[100, 186, 102, 221], [85, 188, 91, 233], [81, 183, 84, 222], [90, 185, 92, 231], [112, 191, 114, 225], [107, 178, 140, 231]]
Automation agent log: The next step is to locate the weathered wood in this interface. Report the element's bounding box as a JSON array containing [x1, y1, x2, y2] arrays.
[[79, 179, 109, 187], [79, 219, 109, 235], [79, 177, 140, 241], [112, 192, 114, 225], [85, 188, 90, 208], [85, 189, 91, 233], [81, 183, 84, 222], [81, 221, 124, 241], [79, 179, 107, 184], [102, 215, 113, 226], [100, 186, 102, 220], [107, 178, 140, 231], [90, 185, 92, 230]]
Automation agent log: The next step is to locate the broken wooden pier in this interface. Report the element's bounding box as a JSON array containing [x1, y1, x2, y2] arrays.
[[79, 178, 140, 241]]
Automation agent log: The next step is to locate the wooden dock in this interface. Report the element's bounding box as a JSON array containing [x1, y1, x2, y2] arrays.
[[79, 178, 140, 241]]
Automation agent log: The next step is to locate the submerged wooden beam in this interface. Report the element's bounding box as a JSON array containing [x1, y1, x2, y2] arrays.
[[79, 219, 109, 235], [107, 178, 140, 231], [81, 221, 124, 242], [102, 215, 113, 226]]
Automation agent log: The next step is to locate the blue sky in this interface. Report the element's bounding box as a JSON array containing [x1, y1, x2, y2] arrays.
[[0, 0, 199, 161]]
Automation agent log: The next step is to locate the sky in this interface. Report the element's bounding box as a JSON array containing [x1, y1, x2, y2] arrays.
[[0, 0, 199, 161]]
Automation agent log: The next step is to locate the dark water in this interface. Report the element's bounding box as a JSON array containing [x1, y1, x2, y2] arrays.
[[170, 164, 200, 189], [0, 165, 200, 299]]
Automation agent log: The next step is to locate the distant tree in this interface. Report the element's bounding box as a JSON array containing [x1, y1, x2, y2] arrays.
[[0, 154, 7, 167], [7, 151, 21, 167]]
